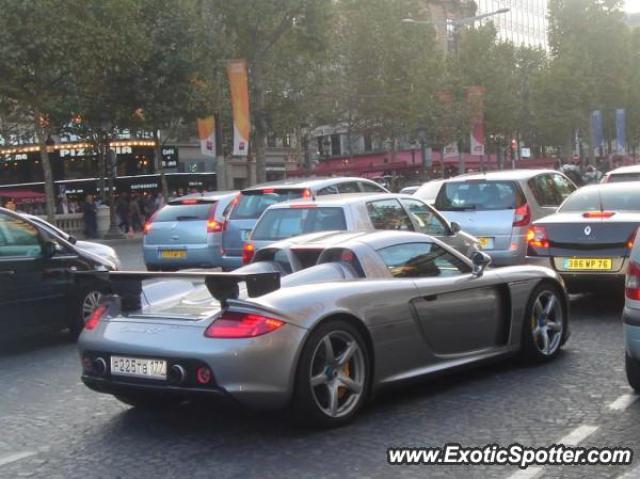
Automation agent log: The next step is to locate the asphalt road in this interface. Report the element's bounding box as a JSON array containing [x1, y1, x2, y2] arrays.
[[0, 239, 638, 478]]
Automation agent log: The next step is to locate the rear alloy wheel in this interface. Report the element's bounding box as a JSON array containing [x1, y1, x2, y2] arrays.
[[69, 289, 103, 339], [293, 320, 369, 427], [626, 354, 640, 392], [521, 284, 565, 362]]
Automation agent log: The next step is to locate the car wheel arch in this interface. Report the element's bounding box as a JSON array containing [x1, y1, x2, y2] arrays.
[[529, 278, 570, 346]]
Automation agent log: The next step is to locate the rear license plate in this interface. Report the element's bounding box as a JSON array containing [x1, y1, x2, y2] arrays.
[[159, 249, 186, 259], [240, 229, 251, 241], [477, 237, 494, 250], [562, 258, 613, 271], [110, 356, 167, 379]]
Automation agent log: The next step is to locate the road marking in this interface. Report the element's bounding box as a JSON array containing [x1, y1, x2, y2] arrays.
[[608, 394, 638, 412], [506, 425, 599, 479], [617, 463, 640, 478], [0, 451, 36, 467], [506, 466, 544, 479], [557, 424, 599, 446]]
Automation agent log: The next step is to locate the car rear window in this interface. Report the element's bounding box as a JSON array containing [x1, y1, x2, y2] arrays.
[[252, 207, 346, 241], [435, 180, 525, 211], [154, 202, 214, 222], [560, 187, 640, 212], [609, 173, 640, 183], [230, 189, 305, 220]]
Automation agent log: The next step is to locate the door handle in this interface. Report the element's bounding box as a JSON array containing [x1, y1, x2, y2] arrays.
[[43, 268, 68, 278], [0, 270, 15, 276], [424, 294, 438, 302]]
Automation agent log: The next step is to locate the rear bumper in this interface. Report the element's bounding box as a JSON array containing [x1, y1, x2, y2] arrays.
[[143, 244, 222, 269], [221, 255, 243, 271], [624, 307, 640, 358]]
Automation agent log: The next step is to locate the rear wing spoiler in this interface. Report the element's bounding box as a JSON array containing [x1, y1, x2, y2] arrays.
[[74, 271, 281, 309]]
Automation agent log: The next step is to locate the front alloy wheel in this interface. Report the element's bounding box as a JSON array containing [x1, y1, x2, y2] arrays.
[[82, 291, 103, 323], [293, 320, 370, 427], [69, 289, 103, 339]]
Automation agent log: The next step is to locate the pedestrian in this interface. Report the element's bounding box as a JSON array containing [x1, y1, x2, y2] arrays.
[[116, 193, 130, 233], [83, 194, 98, 239], [129, 193, 145, 234], [3, 198, 16, 211]]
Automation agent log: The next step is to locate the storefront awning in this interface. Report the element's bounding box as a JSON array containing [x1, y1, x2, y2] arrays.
[[0, 189, 46, 201]]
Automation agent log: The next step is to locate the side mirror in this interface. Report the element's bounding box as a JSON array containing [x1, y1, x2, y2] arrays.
[[471, 251, 491, 277], [42, 240, 57, 258], [450, 222, 461, 234], [67, 235, 78, 245]]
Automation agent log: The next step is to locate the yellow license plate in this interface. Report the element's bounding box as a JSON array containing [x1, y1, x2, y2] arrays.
[[478, 237, 494, 250], [563, 258, 612, 271], [160, 250, 186, 259]]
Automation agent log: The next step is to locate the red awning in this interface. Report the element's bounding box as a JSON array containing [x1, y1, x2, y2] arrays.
[[0, 190, 46, 201]]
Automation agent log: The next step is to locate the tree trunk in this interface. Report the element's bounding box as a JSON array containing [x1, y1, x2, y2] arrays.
[[33, 111, 56, 222], [153, 129, 169, 201], [96, 131, 107, 203]]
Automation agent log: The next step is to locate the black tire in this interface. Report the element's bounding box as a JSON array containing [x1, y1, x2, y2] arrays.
[[114, 393, 183, 409], [626, 354, 640, 392], [292, 319, 370, 428], [69, 287, 105, 339], [521, 282, 567, 363]]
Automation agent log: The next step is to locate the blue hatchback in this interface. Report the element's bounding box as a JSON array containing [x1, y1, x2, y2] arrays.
[[143, 192, 237, 271]]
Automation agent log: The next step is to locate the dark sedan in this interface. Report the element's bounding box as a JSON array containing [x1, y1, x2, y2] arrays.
[[526, 183, 640, 292]]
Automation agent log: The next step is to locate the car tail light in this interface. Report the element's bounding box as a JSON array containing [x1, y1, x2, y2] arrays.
[[628, 228, 639, 250], [196, 366, 212, 384], [626, 261, 640, 300], [513, 203, 531, 227], [242, 242, 255, 264], [181, 199, 199, 204], [527, 225, 549, 249], [262, 188, 275, 194], [583, 211, 615, 218], [204, 311, 285, 338], [207, 220, 224, 233], [85, 303, 107, 331], [143, 221, 152, 235]]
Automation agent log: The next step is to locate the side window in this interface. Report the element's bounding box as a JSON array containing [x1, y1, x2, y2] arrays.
[[528, 175, 560, 207], [552, 174, 576, 203], [0, 214, 42, 258], [366, 199, 414, 231], [377, 242, 469, 278], [359, 181, 385, 193], [317, 185, 339, 195], [400, 198, 449, 236], [337, 182, 360, 194]]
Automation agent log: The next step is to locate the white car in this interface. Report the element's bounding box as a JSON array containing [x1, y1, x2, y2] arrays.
[[23, 214, 121, 270]]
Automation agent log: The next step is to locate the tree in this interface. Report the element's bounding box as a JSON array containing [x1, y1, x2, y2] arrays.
[[0, 0, 88, 220]]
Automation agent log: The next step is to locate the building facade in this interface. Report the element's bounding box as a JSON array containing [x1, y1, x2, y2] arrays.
[[475, 0, 548, 49]]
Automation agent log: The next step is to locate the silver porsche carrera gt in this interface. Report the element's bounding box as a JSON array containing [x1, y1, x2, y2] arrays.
[[77, 230, 569, 427]]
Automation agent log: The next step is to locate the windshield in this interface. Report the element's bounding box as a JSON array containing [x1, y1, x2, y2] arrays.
[[560, 188, 640, 212], [435, 181, 525, 211], [154, 203, 214, 222], [252, 207, 346, 240], [230, 190, 305, 220]]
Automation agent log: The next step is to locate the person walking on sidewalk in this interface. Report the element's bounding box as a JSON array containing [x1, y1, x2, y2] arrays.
[[83, 194, 98, 239], [116, 193, 130, 234]]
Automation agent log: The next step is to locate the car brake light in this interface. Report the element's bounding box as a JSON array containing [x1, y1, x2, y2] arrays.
[[626, 261, 640, 300], [513, 203, 531, 227], [181, 199, 199, 204], [583, 211, 615, 218], [85, 303, 107, 330], [204, 311, 285, 338], [291, 204, 316, 209], [242, 242, 255, 264], [302, 188, 312, 200], [628, 228, 639, 250], [207, 220, 224, 233], [527, 225, 549, 249], [262, 188, 275, 194], [143, 222, 152, 235]]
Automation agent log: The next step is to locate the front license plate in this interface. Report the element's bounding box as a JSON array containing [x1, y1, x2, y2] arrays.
[[562, 258, 613, 271], [110, 356, 167, 379], [477, 237, 494, 250], [159, 250, 186, 259]]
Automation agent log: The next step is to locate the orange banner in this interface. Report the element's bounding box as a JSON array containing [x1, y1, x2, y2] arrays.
[[197, 116, 216, 157], [226, 60, 250, 156]]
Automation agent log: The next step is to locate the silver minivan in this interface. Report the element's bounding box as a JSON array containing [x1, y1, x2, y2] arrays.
[[430, 170, 576, 266]]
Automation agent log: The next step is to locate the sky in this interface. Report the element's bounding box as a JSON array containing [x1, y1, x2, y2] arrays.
[[627, 0, 640, 13]]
